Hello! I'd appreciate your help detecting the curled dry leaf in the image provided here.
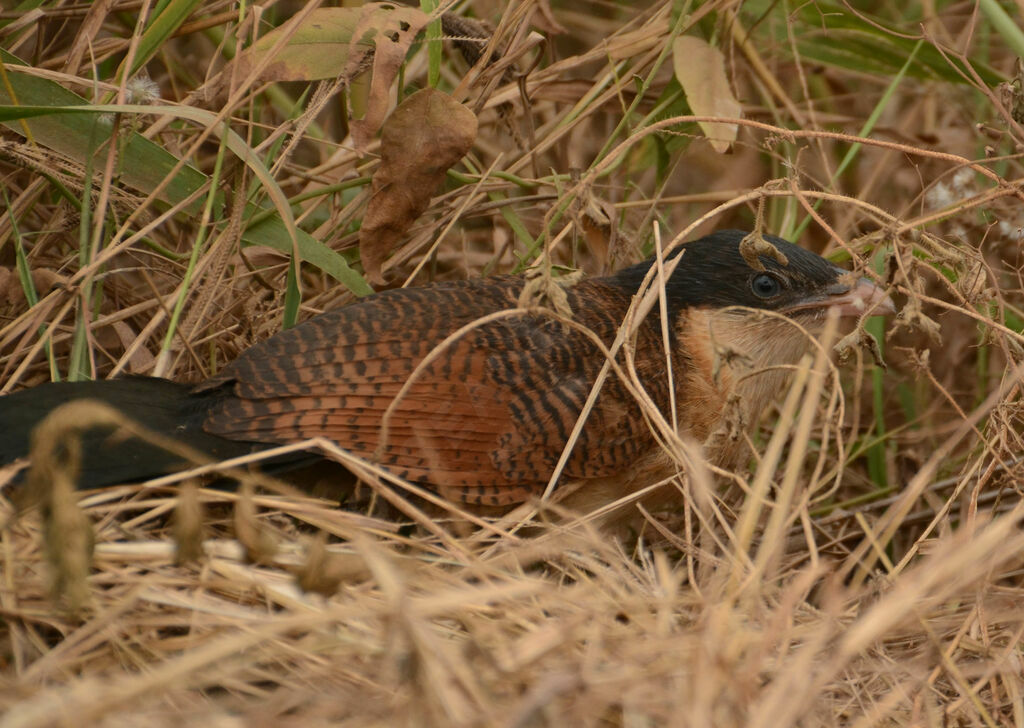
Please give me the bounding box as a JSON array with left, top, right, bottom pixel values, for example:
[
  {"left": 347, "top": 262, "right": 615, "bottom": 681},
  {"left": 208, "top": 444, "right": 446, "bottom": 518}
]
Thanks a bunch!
[
  {"left": 738, "top": 231, "right": 788, "bottom": 271},
  {"left": 955, "top": 258, "right": 993, "bottom": 305},
  {"left": 671, "top": 35, "right": 742, "bottom": 153},
  {"left": 835, "top": 328, "right": 887, "bottom": 368},
  {"left": 888, "top": 297, "right": 943, "bottom": 347},
  {"left": 575, "top": 195, "right": 617, "bottom": 273},
  {"left": 517, "top": 267, "right": 580, "bottom": 319},
  {"left": 359, "top": 88, "right": 478, "bottom": 283}
]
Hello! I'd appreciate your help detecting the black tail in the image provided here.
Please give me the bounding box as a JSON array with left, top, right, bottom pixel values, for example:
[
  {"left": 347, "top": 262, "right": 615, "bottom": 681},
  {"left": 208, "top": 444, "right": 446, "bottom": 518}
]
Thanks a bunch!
[{"left": 0, "top": 377, "right": 274, "bottom": 490}]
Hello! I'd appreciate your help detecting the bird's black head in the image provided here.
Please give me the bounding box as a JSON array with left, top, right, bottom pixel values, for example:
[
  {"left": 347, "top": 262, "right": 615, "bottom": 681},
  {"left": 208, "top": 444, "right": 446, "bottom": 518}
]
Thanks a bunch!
[{"left": 610, "top": 229, "right": 891, "bottom": 320}]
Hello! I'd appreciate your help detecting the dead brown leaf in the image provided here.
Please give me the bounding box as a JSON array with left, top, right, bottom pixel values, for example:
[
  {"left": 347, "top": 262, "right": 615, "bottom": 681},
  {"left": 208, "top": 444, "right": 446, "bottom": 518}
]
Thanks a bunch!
[{"left": 359, "top": 88, "right": 478, "bottom": 283}]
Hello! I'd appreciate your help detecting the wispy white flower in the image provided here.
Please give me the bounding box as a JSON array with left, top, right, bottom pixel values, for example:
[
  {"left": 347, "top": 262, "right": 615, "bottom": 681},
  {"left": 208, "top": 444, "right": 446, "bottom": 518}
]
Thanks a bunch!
[{"left": 126, "top": 75, "right": 161, "bottom": 104}]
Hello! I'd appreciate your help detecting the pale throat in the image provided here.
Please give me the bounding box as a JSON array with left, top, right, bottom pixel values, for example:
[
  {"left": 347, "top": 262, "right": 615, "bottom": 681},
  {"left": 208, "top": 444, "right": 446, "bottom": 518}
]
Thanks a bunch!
[{"left": 673, "top": 307, "right": 822, "bottom": 457}]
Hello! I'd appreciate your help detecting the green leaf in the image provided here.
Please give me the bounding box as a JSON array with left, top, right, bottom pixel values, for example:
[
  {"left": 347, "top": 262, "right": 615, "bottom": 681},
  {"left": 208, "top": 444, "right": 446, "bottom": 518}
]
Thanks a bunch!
[{"left": 236, "top": 4, "right": 428, "bottom": 83}]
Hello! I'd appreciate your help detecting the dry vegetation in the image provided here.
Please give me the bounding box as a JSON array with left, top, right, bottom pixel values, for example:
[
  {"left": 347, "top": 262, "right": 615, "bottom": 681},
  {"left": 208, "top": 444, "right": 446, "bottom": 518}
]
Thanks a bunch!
[{"left": 2, "top": 0, "right": 1024, "bottom": 725}]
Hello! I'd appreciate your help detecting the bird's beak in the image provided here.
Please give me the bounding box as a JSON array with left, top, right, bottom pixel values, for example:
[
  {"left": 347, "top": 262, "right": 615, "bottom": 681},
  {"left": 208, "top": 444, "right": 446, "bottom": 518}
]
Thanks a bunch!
[{"left": 785, "top": 275, "right": 896, "bottom": 317}]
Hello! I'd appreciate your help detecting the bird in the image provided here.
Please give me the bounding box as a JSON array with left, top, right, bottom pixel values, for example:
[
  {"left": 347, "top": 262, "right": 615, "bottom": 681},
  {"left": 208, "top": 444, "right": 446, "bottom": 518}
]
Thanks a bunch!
[{"left": 0, "top": 230, "right": 894, "bottom": 510}]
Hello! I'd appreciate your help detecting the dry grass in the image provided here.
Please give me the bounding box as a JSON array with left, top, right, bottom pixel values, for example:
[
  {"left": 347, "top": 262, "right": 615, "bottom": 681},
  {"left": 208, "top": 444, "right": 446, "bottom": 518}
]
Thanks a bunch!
[{"left": 2, "top": 1, "right": 1024, "bottom": 725}]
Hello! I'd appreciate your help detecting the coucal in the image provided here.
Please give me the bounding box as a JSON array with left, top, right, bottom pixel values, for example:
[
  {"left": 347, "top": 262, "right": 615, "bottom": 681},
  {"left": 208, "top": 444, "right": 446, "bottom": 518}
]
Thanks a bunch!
[{"left": 0, "top": 230, "right": 894, "bottom": 508}]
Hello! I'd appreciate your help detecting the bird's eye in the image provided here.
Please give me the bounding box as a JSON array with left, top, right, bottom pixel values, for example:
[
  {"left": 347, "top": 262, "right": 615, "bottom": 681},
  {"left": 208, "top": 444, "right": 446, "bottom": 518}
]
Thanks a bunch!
[{"left": 750, "top": 273, "right": 782, "bottom": 299}]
